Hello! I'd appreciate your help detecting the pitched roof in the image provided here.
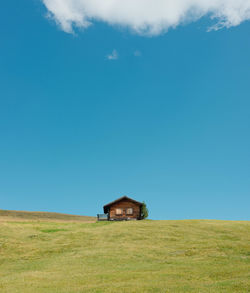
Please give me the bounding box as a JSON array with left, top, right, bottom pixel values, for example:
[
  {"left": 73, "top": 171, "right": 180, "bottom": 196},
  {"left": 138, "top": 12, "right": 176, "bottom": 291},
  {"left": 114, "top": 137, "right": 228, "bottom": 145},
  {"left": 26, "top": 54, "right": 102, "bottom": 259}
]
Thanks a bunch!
[{"left": 103, "top": 196, "right": 143, "bottom": 211}]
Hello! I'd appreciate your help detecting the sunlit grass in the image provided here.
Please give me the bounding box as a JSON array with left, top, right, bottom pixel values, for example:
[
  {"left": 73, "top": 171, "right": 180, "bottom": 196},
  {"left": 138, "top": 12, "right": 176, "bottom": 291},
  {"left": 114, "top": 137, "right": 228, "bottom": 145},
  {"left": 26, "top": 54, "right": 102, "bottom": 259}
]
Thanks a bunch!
[{"left": 0, "top": 216, "right": 249, "bottom": 292}]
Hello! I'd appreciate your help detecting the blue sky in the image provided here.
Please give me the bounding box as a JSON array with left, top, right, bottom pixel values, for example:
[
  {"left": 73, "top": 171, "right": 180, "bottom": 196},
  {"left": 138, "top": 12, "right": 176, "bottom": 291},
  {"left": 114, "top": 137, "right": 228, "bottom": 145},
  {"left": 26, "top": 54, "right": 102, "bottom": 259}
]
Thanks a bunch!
[{"left": 0, "top": 0, "right": 249, "bottom": 220}]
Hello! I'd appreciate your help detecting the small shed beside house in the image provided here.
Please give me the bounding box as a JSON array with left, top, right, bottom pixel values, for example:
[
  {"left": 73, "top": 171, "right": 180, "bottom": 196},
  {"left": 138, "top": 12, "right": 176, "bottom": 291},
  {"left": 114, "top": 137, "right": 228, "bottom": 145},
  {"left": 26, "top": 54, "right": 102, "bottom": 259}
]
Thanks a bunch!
[{"left": 98, "top": 196, "right": 143, "bottom": 221}]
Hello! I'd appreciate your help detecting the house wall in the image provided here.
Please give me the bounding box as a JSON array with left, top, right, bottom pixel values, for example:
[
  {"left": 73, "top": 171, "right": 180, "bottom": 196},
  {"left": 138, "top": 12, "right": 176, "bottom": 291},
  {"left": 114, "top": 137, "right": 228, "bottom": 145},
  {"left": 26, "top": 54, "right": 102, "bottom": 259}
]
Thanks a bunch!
[{"left": 109, "top": 199, "right": 141, "bottom": 220}]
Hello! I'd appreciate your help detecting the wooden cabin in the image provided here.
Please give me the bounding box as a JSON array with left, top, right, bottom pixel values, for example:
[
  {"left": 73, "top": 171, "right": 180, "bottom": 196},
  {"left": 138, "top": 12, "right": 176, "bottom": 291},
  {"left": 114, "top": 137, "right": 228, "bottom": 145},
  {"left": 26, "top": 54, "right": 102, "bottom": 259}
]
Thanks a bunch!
[{"left": 102, "top": 196, "right": 143, "bottom": 221}]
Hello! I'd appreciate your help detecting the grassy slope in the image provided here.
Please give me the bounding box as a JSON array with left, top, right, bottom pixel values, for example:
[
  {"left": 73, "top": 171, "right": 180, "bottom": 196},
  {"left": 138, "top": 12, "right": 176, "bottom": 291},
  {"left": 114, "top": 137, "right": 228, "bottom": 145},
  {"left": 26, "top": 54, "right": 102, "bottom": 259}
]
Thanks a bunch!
[
  {"left": 0, "top": 209, "right": 96, "bottom": 222},
  {"left": 0, "top": 216, "right": 249, "bottom": 293}
]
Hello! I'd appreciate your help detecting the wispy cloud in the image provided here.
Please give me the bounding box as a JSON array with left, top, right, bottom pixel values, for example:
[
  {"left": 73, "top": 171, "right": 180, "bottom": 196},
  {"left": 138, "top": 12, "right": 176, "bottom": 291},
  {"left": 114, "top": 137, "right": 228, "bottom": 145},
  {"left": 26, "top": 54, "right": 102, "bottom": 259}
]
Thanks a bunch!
[
  {"left": 42, "top": 0, "right": 250, "bottom": 36},
  {"left": 106, "top": 49, "right": 119, "bottom": 60},
  {"left": 134, "top": 50, "right": 141, "bottom": 57}
]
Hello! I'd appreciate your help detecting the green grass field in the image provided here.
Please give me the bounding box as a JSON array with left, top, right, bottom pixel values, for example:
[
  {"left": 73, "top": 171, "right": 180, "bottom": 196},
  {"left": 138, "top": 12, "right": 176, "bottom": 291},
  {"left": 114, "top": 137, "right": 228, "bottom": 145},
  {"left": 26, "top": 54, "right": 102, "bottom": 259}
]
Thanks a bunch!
[{"left": 0, "top": 211, "right": 249, "bottom": 292}]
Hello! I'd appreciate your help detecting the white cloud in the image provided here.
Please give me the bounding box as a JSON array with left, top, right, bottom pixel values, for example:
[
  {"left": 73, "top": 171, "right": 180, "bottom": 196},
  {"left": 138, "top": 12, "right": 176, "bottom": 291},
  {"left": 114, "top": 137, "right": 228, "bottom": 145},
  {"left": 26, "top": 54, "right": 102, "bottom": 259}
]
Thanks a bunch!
[
  {"left": 106, "top": 49, "right": 119, "bottom": 60},
  {"left": 42, "top": 0, "right": 250, "bottom": 35}
]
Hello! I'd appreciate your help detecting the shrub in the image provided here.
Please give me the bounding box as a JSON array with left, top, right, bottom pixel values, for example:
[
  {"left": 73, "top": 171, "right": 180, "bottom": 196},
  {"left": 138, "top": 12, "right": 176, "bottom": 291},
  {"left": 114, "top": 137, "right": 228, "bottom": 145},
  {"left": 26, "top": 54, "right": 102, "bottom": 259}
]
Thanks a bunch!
[{"left": 141, "top": 201, "right": 149, "bottom": 219}]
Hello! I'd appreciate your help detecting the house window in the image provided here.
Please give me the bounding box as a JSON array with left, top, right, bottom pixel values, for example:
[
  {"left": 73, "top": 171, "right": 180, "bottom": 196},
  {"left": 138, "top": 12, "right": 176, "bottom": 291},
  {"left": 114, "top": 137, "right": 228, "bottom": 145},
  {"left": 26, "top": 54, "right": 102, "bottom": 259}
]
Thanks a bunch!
[
  {"left": 126, "top": 208, "right": 133, "bottom": 215},
  {"left": 116, "top": 208, "right": 123, "bottom": 215}
]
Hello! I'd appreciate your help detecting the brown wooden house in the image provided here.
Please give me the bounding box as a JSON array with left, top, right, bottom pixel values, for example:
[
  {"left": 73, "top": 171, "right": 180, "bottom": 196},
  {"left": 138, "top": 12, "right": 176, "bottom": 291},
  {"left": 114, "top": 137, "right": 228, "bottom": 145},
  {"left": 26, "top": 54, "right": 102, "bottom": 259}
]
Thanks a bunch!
[{"left": 102, "top": 196, "right": 143, "bottom": 221}]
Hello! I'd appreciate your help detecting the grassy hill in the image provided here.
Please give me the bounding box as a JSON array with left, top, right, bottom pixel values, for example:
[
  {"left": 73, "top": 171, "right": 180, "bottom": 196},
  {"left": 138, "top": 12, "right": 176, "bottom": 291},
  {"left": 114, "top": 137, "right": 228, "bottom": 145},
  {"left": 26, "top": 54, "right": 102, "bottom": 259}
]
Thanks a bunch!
[
  {"left": 0, "top": 209, "right": 96, "bottom": 222},
  {"left": 0, "top": 213, "right": 249, "bottom": 292}
]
